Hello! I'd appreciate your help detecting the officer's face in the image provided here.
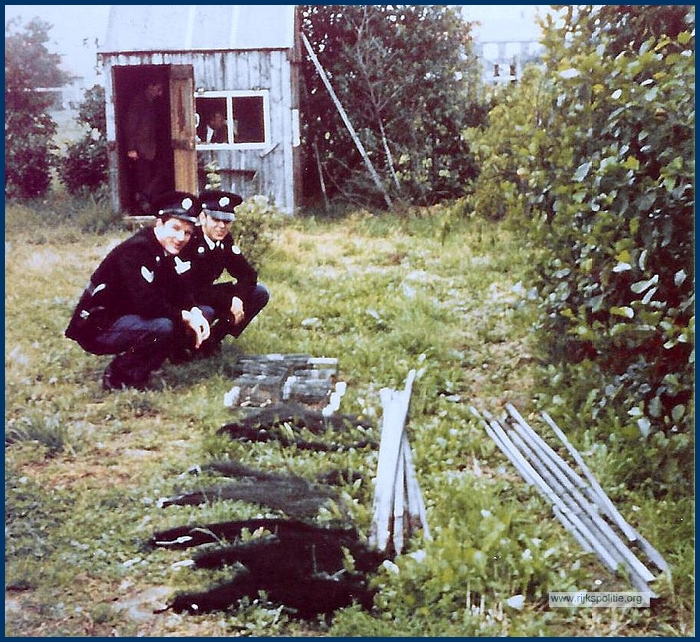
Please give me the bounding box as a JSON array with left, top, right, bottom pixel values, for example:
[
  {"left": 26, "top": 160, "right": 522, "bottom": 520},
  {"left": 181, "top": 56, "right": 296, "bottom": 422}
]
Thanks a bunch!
[
  {"left": 209, "top": 112, "right": 225, "bottom": 129},
  {"left": 201, "top": 212, "right": 232, "bottom": 242},
  {"left": 155, "top": 217, "right": 195, "bottom": 255}
]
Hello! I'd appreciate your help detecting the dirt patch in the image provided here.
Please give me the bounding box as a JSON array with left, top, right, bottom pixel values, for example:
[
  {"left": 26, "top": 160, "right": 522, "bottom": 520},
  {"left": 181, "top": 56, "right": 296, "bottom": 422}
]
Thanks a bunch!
[{"left": 113, "top": 586, "right": 172, "bottom": 623}]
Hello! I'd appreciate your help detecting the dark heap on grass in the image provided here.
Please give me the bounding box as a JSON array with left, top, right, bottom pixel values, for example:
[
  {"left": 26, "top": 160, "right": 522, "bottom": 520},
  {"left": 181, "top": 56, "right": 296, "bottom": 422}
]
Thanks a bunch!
[
  {"left": 218, "top": 402, "right": 377, "bottom": 452},
  {"left": 151, "top": 517, "right": 384, "bottom": 619}
]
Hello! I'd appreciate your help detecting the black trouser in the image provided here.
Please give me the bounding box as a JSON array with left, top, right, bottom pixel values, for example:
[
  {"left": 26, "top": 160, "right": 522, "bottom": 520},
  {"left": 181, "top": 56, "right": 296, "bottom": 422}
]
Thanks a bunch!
[
  {"left": 200, "top": 283, "right": 270, "bottom": 343},
  {"left": 86, "top": 314, "right": 178, "bottom": 385}
]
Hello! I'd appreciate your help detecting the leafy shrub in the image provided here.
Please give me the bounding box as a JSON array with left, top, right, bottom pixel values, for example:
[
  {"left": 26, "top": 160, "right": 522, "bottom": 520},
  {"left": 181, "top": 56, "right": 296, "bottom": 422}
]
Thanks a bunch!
[
  {"left": 467, "top": 6, "right": 695, "bottom": 491},
  {"left": 466, "top": 67, "right": 551, "bottom": 221},
  {"left": 529, "top": 7, "right": 694, "bottom": 459},
  {"left": 229, "top": 195, "right": 282, "bottom": 269},
  {"left": 5, "top": 113, "right": 58, "bottom": 198},
  {"left": 300, "top": 5, "right": 486, "bottom": 208},
  {"left": 58, "top": 85, "right": 108, "bottom": 195}
]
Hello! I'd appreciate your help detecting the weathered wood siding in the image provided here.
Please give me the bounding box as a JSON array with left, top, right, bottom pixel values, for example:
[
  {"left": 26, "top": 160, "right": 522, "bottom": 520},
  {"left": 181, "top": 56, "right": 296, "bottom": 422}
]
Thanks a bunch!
[{"left": 102, "top": 48, "right": 299, "bottom": 213}]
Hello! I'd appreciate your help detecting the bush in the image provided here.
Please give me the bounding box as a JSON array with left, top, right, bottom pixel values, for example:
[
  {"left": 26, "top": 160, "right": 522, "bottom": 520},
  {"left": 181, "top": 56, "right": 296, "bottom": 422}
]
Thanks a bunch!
[
  {"left": 465, "top": 6, "right": 694, "bottom": 492},
  {"left": 58, "top": 85, "right": 109, "bottom": 195},
  {"left": 528, "top": 7, "right": 695, "bottom": 464},
  {"left": 229, "top": 195, "right": 282, "bottom": 269},
  {"left": 5, "top": 111, "right": 58, "bottom": 199},
  {"left": 59, "top": 137, "right": 109, "bottom": 196}
]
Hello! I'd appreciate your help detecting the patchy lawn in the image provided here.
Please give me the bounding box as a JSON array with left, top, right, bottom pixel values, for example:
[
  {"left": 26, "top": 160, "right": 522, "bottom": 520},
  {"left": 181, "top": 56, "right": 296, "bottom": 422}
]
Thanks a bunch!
[{"left": 5, "top": 201, "right": 692, "bottom": 637}]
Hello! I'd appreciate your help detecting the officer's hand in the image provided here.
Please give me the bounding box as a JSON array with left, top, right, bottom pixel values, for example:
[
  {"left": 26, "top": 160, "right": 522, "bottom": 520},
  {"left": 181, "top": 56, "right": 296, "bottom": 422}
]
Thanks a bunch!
[
  {"left": 230, "top": 297, "right": 245, "bottom": 326},
  {"left": 127, "top": 150, "right": 139, "bottom": 160},
  {"left": 182, "top": 308, "right": 210, "bottom": 349}
]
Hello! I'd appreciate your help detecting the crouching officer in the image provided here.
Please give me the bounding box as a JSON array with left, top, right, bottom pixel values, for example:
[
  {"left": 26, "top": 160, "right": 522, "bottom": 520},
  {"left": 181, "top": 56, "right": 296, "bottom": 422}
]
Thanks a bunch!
[
  {"left": 178, "top": 189, "right": 270, "bottom": 357},
  {"left": 65, "top": 192, "right": 211, "bottom": 390}
]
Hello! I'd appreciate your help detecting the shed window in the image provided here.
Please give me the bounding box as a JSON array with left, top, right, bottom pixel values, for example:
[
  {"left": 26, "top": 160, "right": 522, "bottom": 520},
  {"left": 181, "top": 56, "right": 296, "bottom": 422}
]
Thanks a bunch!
[{"left": 195, "top": 90, "right": 270, "bottom": 149}]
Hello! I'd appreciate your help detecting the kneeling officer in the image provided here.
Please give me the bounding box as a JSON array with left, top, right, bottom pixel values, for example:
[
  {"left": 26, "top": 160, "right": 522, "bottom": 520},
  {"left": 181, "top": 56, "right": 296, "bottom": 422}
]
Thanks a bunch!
[
  {"left": 178, "top": 189, "right": 270, "bottom": 356},
  {"left": 65, "top": 192, "right": 211, "bottom": 390}
]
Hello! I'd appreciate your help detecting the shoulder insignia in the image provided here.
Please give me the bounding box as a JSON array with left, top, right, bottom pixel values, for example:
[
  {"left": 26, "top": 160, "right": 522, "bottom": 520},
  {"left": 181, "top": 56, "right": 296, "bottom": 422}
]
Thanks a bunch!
[
  {"left": 141, "top": 265, "right": 155, "bottom": 283},
  {"left": 174, "top": 256, "right": 192, "bottom": 274},
  {"left": 232, "top": 245, "right": 242, "bottom": 255}
]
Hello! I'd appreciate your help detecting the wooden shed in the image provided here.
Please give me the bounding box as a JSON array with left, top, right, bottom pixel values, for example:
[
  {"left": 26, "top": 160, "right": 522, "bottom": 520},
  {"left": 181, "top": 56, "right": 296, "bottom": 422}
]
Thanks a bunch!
[{"left": 98, "top": 5, "right": 302, "bottom": 215}]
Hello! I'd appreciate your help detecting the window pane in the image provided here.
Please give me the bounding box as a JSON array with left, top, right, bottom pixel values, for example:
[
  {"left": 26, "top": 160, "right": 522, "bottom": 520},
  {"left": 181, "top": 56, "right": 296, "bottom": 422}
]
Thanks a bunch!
[
  {"left": 233, "top": 96, "right": 265, "bottom": 143},
  {"left": 196, "top": 97, "right": 229, "bottom": 144}
]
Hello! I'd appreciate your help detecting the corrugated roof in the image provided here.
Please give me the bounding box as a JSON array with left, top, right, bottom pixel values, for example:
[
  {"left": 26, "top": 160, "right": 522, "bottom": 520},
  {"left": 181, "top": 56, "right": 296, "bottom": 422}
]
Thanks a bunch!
[{"left": 100, "top": 5, "right": 295, "bottom": 53}]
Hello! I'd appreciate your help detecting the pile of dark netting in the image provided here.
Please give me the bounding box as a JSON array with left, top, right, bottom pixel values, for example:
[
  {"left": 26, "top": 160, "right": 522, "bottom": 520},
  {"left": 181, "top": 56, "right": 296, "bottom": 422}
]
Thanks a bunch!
[
  {"left": 148, "top": 399, "right": 384, "bottom": 620},
  {"left": 157, "top": 460, "right": 363, "bottom": 520},
  {"left": 149, "top": 517, "right": 384, "bottom": 619},
  {"left": 218, "top": 402, "right": 377, "bottom": 452}
]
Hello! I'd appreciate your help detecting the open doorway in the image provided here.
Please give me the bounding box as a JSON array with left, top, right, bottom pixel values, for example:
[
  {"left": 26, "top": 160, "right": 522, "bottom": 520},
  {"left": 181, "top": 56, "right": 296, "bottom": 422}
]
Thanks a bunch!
[{"left": 112, "top": 64, "right": 196, "bottom": 215}]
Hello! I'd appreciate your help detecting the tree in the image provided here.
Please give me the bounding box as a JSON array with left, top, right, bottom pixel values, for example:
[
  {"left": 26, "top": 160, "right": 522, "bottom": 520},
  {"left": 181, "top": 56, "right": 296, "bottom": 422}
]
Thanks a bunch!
[
  {"left": 5, "top": 17, "right": 70, "bottom": 198},
  {"left": 300, "top": 5, "right": 485, "bottom": 208}
]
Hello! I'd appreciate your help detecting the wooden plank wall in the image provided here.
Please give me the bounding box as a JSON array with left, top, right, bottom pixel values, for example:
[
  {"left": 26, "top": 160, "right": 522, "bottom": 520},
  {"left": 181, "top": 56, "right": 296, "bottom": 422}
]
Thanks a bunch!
[{"left": 102, "top": 49, "right": 298, "bottom": 213}]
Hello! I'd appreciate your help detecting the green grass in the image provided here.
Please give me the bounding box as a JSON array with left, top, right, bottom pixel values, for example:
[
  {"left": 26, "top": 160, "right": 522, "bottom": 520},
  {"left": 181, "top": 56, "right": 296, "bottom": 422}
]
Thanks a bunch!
[{"left": 4, "top": 200, "right": 694, "bottom": 637}]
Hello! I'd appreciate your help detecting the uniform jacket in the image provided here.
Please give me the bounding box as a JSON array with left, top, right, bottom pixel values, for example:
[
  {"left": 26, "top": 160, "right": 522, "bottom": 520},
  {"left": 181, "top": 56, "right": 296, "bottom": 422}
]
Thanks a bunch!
[
  {"left": 65, "top": 228, "right": 195, "bottom": 347},
  {"left": 178, "top": 229, "right": 258, "bottom": 314}
]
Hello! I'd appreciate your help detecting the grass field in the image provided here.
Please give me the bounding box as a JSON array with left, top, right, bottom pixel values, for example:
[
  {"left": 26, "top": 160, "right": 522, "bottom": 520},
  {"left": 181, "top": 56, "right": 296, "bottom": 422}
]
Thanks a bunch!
[{"left": 4, "top": 197, "right": 694, "bottom": 636}]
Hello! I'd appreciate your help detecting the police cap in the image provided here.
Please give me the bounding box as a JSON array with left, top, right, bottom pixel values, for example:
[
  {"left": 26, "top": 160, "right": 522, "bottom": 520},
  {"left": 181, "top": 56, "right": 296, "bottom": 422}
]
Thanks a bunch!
[
  {"left": 200, "top": 190, "right": 243, "bottom": 222},
  {"left": 153, "top": 191, "right": 201, "bottom": 225}
]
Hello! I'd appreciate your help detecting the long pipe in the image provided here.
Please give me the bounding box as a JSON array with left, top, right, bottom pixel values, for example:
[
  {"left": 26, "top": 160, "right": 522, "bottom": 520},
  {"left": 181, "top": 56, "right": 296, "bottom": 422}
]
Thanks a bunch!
[
  {"left": 540, "top": 410, "right": 669, "bottom": 574},
  {"left": 475, "top": 407, "right": 656, "bottom": 594},
  {"left": 505, "top": 409, "right": 658, "bottom": 584},
  {"left": 473, "top": 409, "right": 622, "bottom": 573},
  {"left": 508, "top": 428, "right": 655, "bottom": 591}
]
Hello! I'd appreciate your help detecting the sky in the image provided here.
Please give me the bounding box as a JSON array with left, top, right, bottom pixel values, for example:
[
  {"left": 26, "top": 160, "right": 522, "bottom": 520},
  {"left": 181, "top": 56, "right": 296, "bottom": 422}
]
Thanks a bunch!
[
  {"left": 5, "top": 5, "right": 111, "bottom": 84},
  {"left": 5, "top": 4, "right": 550, "bottom": 85}
]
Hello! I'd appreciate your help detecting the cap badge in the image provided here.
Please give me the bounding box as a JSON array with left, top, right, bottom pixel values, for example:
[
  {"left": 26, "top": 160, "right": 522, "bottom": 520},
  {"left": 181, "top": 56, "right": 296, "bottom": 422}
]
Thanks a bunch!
[
  {"left": 182, "top": 197, "right": 193, "bottom": 210},
  {"left": 220, "top": 196, "right": 230, "bottom": 207}
]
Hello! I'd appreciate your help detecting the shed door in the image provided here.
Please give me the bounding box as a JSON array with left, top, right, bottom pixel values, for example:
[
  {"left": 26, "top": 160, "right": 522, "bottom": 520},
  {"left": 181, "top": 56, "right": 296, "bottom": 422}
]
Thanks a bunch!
[{"left": 169, "top": 65, "right": 197, "bottom": 193}]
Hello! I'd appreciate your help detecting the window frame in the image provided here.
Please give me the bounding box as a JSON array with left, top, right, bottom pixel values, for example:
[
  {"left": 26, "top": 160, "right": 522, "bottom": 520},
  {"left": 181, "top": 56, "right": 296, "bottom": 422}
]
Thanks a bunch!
[{"left": 195, "top": 89, "right": 271, "bottom": 150}]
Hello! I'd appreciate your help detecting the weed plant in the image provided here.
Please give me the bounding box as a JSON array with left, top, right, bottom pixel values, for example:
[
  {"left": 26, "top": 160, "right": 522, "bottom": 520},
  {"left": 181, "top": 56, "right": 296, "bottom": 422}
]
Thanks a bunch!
[{"left": 5, "top": 200, "right": 693, "bottom": 636}]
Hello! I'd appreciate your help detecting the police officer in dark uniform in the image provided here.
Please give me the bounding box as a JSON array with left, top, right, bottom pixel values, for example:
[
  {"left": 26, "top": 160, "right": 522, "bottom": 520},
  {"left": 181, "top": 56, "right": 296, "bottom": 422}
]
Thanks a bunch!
[
  {"left": 178, "top": 189, "right": 270, "bottom": 357},
  {"left": 65, "top": 192, "right": 212, "bottom": 390}
]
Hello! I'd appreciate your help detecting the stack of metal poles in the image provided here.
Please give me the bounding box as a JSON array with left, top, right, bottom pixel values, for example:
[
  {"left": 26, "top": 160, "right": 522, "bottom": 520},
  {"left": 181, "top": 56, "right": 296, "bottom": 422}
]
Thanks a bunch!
[{"left": 471, "top": 405, "right": 669, "bottom": 596}]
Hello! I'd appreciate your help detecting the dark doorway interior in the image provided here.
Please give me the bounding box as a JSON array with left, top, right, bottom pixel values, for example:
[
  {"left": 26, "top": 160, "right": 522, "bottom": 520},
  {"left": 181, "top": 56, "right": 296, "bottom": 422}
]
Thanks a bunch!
[{"left": 113, "top": 65, "right": 175, "bottom": 214}]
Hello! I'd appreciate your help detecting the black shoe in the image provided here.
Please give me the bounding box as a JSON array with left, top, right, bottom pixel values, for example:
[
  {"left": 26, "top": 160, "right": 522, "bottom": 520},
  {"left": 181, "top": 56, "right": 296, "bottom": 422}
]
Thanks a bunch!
[
  {"left": 196, "top": 338, "right": 222, "bottom": 358},
  {"left": 102, "top": 368, "right": 126, "bottom": 391},
  {"left": 170, "top": 348, "right": 194, "bottom": 364},
  {"left": 102, "top": 367, "right": 150, "bottom": 391}
]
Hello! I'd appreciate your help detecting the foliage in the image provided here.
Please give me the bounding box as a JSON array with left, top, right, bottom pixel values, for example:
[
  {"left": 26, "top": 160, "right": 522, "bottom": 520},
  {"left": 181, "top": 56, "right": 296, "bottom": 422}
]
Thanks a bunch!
[
  {"left": 57, "top": 85, "right": 109, "bottom": 196},
  {"left": 300, "top": 5, "right": 486, "bottom": 209},
  {"left": 466, "top": 66, "right": 551, "bottom": 221},
  {"left": 5, "top": 17, "right": 70, "bottom": 198},
  {"left": 468, "top": 5, "right": 695, "bottom": 490},
  {"left": 229, "top": 195, "right": 281, "bottom": 269}
]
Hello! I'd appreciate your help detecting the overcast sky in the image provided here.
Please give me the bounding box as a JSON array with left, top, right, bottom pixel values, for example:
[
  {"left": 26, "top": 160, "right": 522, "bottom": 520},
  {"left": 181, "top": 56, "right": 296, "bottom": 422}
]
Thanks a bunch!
[
  {"left": 6, "top": 5, "right": 110, "bottom": 83},
  {"left": 5, "top": 4, "right": 549, "bottom": 84}
]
